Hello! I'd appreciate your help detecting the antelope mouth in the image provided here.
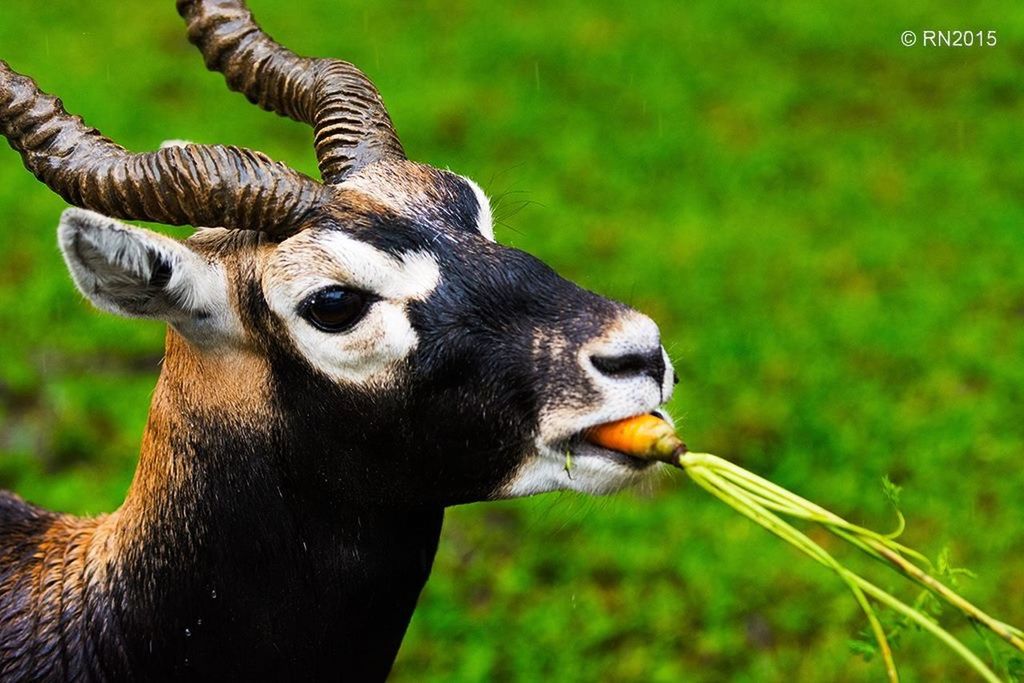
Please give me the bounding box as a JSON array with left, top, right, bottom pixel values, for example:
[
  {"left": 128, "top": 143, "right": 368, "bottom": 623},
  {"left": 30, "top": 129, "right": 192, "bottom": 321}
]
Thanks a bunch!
[
  {"left": 555, "top": 409, "right": 673, "bottom": 471},
  {"left": 564, "top": 438, "right": 655, "bottom": 470},
  {"left": 505, "top": 408, "right": 673, "bottom": 497}
]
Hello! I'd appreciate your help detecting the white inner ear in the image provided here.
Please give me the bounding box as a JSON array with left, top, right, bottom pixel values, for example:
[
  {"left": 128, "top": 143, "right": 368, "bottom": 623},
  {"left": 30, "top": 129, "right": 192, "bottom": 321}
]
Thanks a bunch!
[
  {"left": 159, "top": 139, "right": 194, "bottom": 149},
  {"left": 264, "top": 230, "right": 441, "bottom": 387},
  {"left": 462, "top": 176, "right": 495, "bottom": 241},
  {"left": 58, "top": 208, "right": 235, "bottom": 341}
]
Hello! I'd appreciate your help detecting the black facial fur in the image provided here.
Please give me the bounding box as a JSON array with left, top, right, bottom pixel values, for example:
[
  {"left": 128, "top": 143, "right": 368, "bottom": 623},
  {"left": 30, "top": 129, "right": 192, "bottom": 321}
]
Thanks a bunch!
[
  {"left": 234, "top": 192, "right": 631, "bottom": 507},
  {"left": 425, "top": 170, "right": 485, "bottom": 235},
  {"left": 0, "top": 3, "right": 669, "bottom": 679},
  {"left": 0, "top": 165, "right": 654, "bottom": 682}
]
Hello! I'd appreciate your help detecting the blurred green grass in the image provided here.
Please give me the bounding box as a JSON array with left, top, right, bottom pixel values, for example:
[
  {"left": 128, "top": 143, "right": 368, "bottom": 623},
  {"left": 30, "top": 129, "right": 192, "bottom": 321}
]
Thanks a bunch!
[{"left": 1, "top": 0, "right": 1023, "bottom": 680}]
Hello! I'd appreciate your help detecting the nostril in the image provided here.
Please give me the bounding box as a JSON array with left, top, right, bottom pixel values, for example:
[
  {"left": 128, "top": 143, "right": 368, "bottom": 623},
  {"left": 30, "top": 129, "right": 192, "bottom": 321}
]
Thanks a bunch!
[
  {"left": 590, "top": 350, "right": 665, "bottom": 386},
  {"left": 590, "top": 353, "right": 645, "bottom": 377}
]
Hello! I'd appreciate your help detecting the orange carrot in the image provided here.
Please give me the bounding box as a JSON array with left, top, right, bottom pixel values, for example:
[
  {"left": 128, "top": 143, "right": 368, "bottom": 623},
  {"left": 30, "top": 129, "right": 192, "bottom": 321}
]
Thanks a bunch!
[{"left": 585, "top": 414, "right": 685, "bottom": 462}]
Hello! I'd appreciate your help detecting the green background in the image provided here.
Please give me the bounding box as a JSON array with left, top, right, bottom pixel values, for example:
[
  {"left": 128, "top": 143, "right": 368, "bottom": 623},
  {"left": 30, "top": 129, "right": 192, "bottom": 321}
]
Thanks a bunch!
[{"left": 1, "top": 1, "right": 1022, "bottom": 680}]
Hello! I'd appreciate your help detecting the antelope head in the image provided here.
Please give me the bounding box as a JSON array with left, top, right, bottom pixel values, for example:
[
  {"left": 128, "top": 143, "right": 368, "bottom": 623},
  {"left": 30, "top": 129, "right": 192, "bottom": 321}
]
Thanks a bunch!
[{"left": 0, "top": 0, "right": 676, "bottom": 508}]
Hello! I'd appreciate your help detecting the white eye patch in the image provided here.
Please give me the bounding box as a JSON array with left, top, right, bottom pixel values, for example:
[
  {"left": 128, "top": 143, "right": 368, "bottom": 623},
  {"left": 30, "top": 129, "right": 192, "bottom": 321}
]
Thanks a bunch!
[{"left": 264, "top": 230, "right": 441, "bottom": 386}]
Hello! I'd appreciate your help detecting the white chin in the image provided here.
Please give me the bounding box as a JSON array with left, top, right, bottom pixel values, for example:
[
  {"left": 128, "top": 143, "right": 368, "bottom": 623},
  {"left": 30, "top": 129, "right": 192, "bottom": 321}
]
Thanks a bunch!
[{"left": 497, "top": 443, "right": 660, "bottom": 498}]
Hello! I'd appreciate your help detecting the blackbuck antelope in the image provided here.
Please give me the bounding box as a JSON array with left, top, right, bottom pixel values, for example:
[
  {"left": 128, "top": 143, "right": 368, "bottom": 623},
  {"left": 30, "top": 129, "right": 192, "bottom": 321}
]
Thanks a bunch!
[{"left": 0, "top": 0, "right": 676, "bottom": 679}]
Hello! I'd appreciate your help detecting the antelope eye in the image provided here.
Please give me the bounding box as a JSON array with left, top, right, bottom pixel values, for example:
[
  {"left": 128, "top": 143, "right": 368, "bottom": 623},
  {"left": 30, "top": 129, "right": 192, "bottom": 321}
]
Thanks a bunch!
[{"left": 300, "top": 287, "right": 371, "bottom": 333}]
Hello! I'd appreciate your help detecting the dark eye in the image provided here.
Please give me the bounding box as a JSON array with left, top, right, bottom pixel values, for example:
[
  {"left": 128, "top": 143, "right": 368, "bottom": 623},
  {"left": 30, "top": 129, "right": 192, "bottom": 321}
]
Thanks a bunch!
[{"left": 300, "top": 287, "right": 371, "bottom": 333}]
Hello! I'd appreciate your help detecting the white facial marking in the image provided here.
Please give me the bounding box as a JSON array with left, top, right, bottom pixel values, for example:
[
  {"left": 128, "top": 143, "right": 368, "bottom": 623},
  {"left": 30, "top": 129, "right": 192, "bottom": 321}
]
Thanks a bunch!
[
  {"left": 264, "top": 230, "right": 441, "bottom": 386},
  {"left": 462, "top": 176, "right": 494, "bottom": 241},
  {"left": 501, "top": 445, "right": 658, "bottom": 498},
  {"left": 499, "top": 311, "right": 673, "bottom": 498},
  {"left": 539, "top": 311, "right": 666, "bottom": 442}
]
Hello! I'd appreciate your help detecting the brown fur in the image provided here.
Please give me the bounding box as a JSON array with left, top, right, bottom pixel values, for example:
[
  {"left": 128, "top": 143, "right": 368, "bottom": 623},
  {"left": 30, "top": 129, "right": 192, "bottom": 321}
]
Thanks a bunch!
[
  {"left": 0, "top": 502, "right": 114, "bottom": 679},
  {"left": 0, "top": 304, "right": 277, "bottom": 679},
  {"left": 0, "top": 2, "right": 670, "bottom": 677}
]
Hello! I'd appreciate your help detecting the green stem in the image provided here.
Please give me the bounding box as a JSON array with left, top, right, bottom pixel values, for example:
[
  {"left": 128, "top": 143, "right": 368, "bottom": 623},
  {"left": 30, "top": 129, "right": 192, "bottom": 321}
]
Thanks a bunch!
[
  {"left": 682, "top": 461, "right": 1007, "bottom": 682},
  {"left": 691, "top": 468, "right": 900, "bottom": 682},
  {"left": 689, "top": 453, "right": 926, "bottom": 563},
  {"left": 682, "top": 452, "right": 1024, "bottom": 653},
  {"left": 853, "top": 577, "right": 1001, "bottom": 683}
]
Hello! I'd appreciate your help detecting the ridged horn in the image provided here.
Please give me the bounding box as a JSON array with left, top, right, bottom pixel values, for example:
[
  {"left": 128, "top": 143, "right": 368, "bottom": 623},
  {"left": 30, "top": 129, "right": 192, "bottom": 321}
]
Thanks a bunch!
[
  {"left": 178, "top": 0, "right": 407, "bottom": 185},
  {"left": 0, "top": 60, "right": 328, "bottom": 237}
]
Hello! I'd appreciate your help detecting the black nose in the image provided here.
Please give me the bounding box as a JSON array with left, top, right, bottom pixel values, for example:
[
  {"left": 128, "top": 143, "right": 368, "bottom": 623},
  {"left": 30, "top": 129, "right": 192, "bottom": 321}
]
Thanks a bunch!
[{"left": 590, "top": 349, "right": 666, "bottom": 387}]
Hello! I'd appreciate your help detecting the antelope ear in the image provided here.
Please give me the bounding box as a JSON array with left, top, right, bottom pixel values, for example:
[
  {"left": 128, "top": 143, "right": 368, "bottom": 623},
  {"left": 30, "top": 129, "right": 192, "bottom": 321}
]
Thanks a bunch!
[{"left": 58, "top": 208, "right": 227, "bottom": 324}]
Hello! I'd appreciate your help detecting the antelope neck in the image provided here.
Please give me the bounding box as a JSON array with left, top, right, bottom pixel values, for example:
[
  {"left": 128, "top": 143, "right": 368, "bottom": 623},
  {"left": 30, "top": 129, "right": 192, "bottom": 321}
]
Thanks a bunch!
[{"left": 69, "top": 332, "right": 444, "bottom": 681}]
